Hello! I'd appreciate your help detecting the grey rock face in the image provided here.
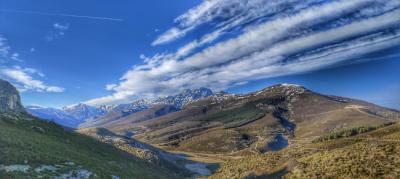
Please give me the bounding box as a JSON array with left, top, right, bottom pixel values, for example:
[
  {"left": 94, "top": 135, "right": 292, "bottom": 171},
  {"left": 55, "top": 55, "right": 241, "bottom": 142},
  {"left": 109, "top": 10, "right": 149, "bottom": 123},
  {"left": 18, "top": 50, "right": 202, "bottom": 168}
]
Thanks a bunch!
[{"left": 0, "top": 79, "right": 25, "bottom": 112}]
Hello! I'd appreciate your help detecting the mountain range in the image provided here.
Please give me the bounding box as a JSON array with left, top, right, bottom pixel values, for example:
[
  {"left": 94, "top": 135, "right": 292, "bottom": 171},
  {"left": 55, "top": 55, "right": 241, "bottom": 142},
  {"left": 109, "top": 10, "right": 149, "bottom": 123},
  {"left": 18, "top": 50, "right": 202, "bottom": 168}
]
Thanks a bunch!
[
  {"left": 89, "top": 83, "right": 399, "bottom": 154},
  {"left": 27, "top": 87, "right": 214, "bottom": 128}
]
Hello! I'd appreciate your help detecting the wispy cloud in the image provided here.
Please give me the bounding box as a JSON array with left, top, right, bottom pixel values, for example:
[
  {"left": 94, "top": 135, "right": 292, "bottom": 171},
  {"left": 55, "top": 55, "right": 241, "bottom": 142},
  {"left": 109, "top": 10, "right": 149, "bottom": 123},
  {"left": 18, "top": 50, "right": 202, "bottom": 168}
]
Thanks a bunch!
[
  {"left": 0, "top": 36, "right": 11, "bottom": 62},
  {"left": 53, "top": 23, "right": 69, "bottom": 31},
  {"left": 86, "top": 0, "right": 400, "bottom": 106},
  {"left": 46, "top": 23, "right": 70, "bottom": 42},
  {"left": 152, "top": 0, "right": 329, "bottom": 46},
  {"left": 0, "top": 35, "right": 65, "bottom": 93},
  {"left": 0, "top": 67, "right": 64, "bottom": 92}
]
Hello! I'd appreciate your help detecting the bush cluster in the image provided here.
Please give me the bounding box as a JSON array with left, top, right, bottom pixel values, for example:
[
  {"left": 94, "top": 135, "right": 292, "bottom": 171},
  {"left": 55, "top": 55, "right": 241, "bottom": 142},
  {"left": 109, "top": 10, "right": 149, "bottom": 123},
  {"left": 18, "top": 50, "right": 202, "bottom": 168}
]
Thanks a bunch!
[{"left": 313, "top": 122, "right": 395, "bottom": 143}]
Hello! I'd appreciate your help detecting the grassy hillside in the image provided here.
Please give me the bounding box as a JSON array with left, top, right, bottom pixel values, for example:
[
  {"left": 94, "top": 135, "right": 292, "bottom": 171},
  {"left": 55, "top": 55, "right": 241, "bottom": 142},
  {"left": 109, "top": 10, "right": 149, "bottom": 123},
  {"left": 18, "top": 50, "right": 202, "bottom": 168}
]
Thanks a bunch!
[
  {"left": 0, "top": 112, "right": 184, "bottom": 179},
  {"left": 209, "top": 122, "right": 400, "bottom": 179}
]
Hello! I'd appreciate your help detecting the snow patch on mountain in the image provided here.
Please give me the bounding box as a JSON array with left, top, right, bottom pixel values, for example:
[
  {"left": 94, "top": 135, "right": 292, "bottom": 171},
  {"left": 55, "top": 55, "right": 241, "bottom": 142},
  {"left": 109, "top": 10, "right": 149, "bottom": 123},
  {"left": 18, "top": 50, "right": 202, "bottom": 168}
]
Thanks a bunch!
[
  {"left": 154, "top": 87, "right": 213, "bottom": 108},
  {"left": 62, "top": 103, "right": 107, "bottom": 121}
]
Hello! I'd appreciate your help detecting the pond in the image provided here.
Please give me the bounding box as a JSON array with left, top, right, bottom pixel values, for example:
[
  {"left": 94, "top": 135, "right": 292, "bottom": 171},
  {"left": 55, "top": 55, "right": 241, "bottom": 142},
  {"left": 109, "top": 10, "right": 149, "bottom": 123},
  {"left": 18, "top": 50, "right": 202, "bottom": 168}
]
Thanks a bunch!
[
  {"left": 158, "top": 151, "right": 214, "bottom": 178},
  {"left": 184, "top": 163, "right": 212, "bottom": 177},
  {"left": 267, "top": 134, "right": 289, "bottom": 151}
]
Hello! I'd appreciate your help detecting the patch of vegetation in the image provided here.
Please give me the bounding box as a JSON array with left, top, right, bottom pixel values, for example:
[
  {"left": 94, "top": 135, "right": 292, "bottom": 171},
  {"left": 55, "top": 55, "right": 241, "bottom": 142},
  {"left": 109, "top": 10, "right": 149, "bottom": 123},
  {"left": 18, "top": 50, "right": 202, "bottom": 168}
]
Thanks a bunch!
[
  {"left": 312, "top": 122, "right": 396, "bottom": 143},
  {"left": 0, "top": 112, "right": 184, "bottom": 179},
  {"left": 198, "top": 101, "right": 264, "bottom": 129},
  {"left": 224, "top": 113, "right": 265, "bottom": 129},
  {"left": 287, "top": 142, "right": 400, "bottom": 178}
]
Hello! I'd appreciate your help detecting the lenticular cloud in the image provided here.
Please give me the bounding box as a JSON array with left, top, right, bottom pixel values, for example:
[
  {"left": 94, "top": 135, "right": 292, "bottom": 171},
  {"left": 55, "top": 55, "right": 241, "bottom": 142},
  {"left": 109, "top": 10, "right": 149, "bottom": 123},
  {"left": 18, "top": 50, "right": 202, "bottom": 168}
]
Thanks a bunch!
[{"left": 87, "top": 0, "right": 400, "bottom": 105}]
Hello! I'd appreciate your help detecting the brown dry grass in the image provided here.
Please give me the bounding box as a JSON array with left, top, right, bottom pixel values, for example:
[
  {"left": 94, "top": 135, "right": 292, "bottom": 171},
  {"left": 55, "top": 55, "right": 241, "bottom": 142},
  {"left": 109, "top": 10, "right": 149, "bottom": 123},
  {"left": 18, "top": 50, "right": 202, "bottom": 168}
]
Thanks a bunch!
[{"left": 208, "top": 123, "right": 400, "bottom": 179}]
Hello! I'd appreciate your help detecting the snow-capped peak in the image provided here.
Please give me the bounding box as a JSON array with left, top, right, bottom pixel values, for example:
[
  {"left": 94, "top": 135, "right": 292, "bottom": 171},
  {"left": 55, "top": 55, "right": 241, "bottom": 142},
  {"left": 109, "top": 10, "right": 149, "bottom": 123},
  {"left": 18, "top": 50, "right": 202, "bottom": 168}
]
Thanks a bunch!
[
  {"left": 280, "top": 83, "right": 302, "bottom": 87},
  {"left": 153, "top": 87, "right": 213, "bottom": 108}
]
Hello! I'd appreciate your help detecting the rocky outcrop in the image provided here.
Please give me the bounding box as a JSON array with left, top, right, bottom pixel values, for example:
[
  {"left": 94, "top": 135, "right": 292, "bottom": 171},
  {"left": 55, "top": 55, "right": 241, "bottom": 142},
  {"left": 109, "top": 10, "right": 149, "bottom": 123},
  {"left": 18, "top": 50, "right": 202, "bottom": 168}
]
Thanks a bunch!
[{"left": 0, "top": 79, "right": 25, "bottom": 112}]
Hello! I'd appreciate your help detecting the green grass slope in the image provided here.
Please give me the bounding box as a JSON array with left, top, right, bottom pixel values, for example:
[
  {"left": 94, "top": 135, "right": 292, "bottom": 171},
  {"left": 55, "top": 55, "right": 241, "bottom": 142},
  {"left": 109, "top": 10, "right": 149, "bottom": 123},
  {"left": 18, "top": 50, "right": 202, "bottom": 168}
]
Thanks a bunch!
[{"left": 0, "top": 112, "right": 184, "bottom": 179}]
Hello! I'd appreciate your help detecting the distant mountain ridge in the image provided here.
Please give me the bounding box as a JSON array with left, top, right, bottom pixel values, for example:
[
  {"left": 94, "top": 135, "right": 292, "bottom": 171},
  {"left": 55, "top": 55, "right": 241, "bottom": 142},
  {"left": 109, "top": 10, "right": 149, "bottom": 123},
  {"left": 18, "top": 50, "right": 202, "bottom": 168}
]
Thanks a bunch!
[
  {"left": 153, "top": 87, "right": 213, "bottom": 108},
  {"left": 26, "top": 106, "right": 79, "bottom": 128},
  {"left": 27, "top": 87, "right": 215, "bottom": 128},
  {"left": 80, "top": 87, "right": 214, "bottom": 128},
  {"left": 62, "top": 103, "right": 107, "bottom": 121}
]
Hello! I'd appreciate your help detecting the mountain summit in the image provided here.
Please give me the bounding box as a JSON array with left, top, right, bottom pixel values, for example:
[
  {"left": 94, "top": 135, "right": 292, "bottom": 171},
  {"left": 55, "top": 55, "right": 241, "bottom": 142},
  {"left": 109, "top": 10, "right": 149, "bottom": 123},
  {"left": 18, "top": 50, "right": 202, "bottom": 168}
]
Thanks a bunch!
[
  {"left": 62, "top": 103, "right": 107, "bottom": 121},
  {"left": 154, "top": 87, "right": 213, "bottom": 108}
]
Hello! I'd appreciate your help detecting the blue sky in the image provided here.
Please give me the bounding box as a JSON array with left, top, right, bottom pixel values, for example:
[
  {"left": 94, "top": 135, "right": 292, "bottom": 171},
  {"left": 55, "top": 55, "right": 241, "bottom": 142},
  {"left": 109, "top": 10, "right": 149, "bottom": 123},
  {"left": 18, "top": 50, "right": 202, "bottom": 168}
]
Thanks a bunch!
[{"left": 0, "top": 0, "right": 399, "bottom": 109}]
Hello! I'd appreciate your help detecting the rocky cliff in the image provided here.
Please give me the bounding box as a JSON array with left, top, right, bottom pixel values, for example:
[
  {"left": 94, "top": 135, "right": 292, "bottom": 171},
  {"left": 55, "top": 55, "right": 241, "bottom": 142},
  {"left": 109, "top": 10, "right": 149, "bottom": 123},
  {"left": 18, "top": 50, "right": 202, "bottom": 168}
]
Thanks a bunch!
[{"left": 0, "top": 79, "right": 25, "bottom": 112}]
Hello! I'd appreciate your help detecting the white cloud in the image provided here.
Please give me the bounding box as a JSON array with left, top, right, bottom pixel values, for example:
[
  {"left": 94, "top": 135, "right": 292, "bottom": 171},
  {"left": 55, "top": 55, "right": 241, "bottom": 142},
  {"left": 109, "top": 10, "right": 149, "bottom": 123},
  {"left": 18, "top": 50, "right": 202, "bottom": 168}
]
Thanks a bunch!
[
  {"left": 46, "top": 22, "right": 70, "bottom": 42},
  {"left": 152, "top": 27, "right": 191, "bottom": 46},
  {"left": 106, "top": 84, "right": 117, "bottom": 90},
  {"left": 0, "top": 35, "right": 11, "bottom": 61},
  {"left": 0, "top": 35, "right": 64, "bottom": 93},
  {"left": 53, "top": 23, "right": 69, "bottom": 31},
  {"left": 150, "top": 0, "right": 383, "bottom": 59},
  {"left": 86, "top": 0, "right": 400, "bottom": 106},
  {"left": 151, "top": 0, "right": 337, "bottom": 46},
  {"left": 0, "top": 67, "right": 65, "bottom": 93},
  {"left": 10, "top": 53, "right": 23, "bottom": 62},
  {"left": 12, "top": 66, "right": 45, "bottom": 77}
]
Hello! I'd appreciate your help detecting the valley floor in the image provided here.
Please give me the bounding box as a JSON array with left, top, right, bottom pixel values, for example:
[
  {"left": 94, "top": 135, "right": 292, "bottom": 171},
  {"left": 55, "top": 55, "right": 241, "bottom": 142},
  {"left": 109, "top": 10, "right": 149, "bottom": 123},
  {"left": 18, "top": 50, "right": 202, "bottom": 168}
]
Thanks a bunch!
[{"left": 79, "top": 122, "right": 400, "bottom": 178}]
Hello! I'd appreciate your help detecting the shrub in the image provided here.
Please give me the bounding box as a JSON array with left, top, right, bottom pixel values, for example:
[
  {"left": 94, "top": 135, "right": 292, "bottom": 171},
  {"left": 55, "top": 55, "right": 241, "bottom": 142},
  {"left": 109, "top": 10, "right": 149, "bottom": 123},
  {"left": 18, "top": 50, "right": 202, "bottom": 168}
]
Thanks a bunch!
[{"left": 312, "top": 122, "right": 395, "bottom": 143}]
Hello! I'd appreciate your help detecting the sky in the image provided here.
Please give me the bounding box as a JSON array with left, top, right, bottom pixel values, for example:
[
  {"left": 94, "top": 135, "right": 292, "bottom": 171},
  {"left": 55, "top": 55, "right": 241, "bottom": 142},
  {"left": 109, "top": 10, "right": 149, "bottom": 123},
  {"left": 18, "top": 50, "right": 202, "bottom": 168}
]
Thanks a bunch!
[{"left": 0, "top": 0, "right": 399, "bottom": 110}]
